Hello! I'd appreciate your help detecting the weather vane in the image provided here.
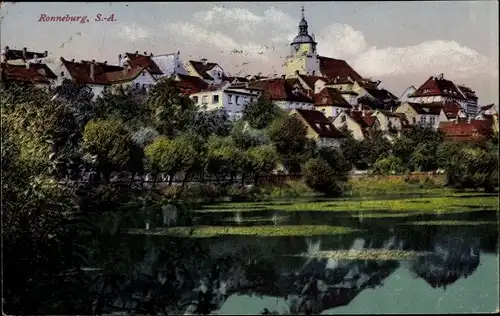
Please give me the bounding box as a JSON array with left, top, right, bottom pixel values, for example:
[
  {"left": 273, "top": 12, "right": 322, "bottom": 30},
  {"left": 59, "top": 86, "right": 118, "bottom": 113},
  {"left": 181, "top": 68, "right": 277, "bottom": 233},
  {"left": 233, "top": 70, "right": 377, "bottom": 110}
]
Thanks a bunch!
[{"left": 301, "top": 6, "right": 305, "bottom": 19}]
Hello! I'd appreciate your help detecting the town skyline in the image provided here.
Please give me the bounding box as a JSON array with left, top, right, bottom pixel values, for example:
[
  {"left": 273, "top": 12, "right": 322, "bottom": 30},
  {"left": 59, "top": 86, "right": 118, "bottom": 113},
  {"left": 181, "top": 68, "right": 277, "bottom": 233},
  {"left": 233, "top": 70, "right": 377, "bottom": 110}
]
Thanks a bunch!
[{"left": 1, "top": 1, "right": 498, "bottom": 104}]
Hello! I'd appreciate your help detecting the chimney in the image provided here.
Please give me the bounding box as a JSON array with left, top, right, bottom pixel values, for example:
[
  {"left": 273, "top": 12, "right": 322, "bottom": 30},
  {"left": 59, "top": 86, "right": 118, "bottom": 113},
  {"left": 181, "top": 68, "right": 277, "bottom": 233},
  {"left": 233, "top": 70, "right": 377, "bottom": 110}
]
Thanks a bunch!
[
  {"left": 150, "top": 53, "right": 153, "bottom": 57},
  {"left": 201, "top": 58, "right": 207, "bottom": 65},
  {"left": 135, "top": 50, "right": 139, "bottom": 55},
  {"left": 281, "top": 74, "right": 286, "bottom": 79},
  {"left": 71, "top": 58, "right": 75, "bottom": 63},
  {"left": 44, "top": 50, "right": 48, "bottom": 57},
  {"left": 144, "top": 51, "right": 147, "bottom": 55},
  {"left": 118, "top": 54, "right": 122, "bottom": 66},
  {"left": 467, "top": 116, "right": 471, "bottom": 124},
  {"left": 104, "top": 61, "right": 107, "bottom": 65},
  {"left": 22, "top": 47, "right": 27, "bottom": 59},
  {"left": 177, "top": 51, "right": 180, "bottom": 56},
  {"left": 33, "top": 54, "right": 38, "bottom": 62},
  {"left": 90, "top": 60, "right": 95, "bottom": 81},
  {"left": 25, "top": 61, "right": 30, "bottom": 69}
]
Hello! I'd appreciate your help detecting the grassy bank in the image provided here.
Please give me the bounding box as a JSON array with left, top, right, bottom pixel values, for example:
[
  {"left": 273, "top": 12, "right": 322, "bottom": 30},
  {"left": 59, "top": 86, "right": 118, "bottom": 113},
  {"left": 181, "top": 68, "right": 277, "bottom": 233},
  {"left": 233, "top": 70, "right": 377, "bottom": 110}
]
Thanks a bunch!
[{"left": 196, "top": 192, "right": 498, "bottom": 214}]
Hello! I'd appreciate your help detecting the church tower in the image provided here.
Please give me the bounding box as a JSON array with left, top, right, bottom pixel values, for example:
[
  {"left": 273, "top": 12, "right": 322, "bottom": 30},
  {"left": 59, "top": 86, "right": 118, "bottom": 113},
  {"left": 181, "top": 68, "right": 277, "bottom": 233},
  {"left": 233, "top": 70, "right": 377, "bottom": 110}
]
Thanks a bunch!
[{"left": 284, "top": 6, "right": 320, "bottom": 78}]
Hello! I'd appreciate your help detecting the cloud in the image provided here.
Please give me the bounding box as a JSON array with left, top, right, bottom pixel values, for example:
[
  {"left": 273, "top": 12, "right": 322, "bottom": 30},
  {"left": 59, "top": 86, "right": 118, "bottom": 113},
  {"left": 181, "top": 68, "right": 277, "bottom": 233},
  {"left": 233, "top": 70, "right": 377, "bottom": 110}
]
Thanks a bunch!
[
  {"left": 118, "top": 23, "right": 151, "bottom": 41},
  {"left": 352, "top": 40, "right": 492, "bottom": 79},
  {"left": 164, "top": 21, "right": 270, "bottom": 60},
  {"left": 317, "top": 24, "right": 367, "bottom": 58}
]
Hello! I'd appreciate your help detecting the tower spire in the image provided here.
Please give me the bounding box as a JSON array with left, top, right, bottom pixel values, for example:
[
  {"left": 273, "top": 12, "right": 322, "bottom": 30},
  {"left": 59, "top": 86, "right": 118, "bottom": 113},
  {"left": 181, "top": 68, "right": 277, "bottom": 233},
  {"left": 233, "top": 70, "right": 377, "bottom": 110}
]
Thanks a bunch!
[{"left": 301, "top": 6, "right": 305, "bottom": 19}]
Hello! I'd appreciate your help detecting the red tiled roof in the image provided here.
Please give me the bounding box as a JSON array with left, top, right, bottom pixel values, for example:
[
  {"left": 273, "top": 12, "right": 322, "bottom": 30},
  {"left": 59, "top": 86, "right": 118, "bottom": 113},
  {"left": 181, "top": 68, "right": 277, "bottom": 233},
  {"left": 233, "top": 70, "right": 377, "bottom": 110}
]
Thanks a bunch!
[
  {"left": 28, "top": 63, "right": 57, "bottom": 79},
  {"left": 457, "top": 85, "right": 478, "bottom": 100},
  {"left": 314, "top": 87, "right": 351, "bottom": 108},
  {"left": 298, "top": 74, "right": 328, "bottom": 89},
  {"left": 318, "top": 56, "right": 363, "bottom": 82},
  {"left": 189, "top": 60, "right": 219, "bottom": 80},
  {"left": 410, "top": 75, "right": 465, "bottom": 99},
  {"left": 349, "top": 110, "right": 375, "bottom": 128},
  {"left": 442, "top": 102, "right": 462, "bottom": 119},
  {"left": 326, "top": 76, "right": 354, "bottom": 85},
  {"left": 406, "top": 102, "right": 443, "bottom": 115},
  {"left": 176, "top": 73, "right": 209, "bottom": 94},
  {"left": 223, "top": 76, "right": 249, "bottom": 83},
  {"left": 125, "top": 53, "right": 163, "bottom": 75},
  {"left": 249, "top": 78, "right": 313, "bottom": 103},
  {"left": 439, "top": 119, "right": 493, "bottom": 142},
  {"left": 294, "top": 109, "right": 344, "bottom": 138},
  {"left": 61, "top": 57, "right": 149, "bottom": 85},
  {"left": 1, "top": 62, "right": 51, "bottom": 84}
]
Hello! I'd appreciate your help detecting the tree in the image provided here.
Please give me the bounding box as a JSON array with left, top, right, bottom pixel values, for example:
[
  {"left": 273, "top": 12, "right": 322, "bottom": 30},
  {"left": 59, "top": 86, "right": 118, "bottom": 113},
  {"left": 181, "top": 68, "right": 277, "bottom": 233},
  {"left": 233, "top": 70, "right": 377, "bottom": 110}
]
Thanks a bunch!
[
  {"left": 53, "top": 79, "right": 96, "bottom": 128},
  {"left": 442, "top": 145, "right": 498, "bottom": 191},
  {"left": 372, "top": 155, "right": 407, "bottom": 175},
  {"left": 242, "top": 95, "right": 284, "bottom": 129},
  {"left": 245, "top": 145, "right": 279, "bottom": 184},
  {"left": 317, "top": 146, "right": 351, "bottom": 176},
  {"left": 81, "top": 118, "right": 132, "bottom": 183},
  {"left": 144, "top": 135, "right": 200, "bottom": 186},
  {"left": 231, "top": 119, "right": 268, "bottom": 149},
  {"left": 302, "top": 158, "right": 343, "bottom": 196},
  {"left": 267, "top": 115, "right": 310, "bottom": 173},
  {"left": 147, "top": 77, "right": 198, "bottom": 136},
  {"left": 189, "top": 108, "right": 232, "bottom": 139},
  {"left": 205, "top": 136, "right": 243, "bottom": 181},
  {"left": 95, "top": 85, "right": 148, "bottom": 129}
]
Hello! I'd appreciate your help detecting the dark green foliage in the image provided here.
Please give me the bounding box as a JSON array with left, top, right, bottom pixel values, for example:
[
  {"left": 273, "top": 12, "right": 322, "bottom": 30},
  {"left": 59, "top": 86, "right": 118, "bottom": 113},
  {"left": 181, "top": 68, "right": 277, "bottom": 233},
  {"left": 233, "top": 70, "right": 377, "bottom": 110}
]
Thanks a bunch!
[
  {"left": 302, "top": 158, "right": 343, "bottom": 196},
  {"left": 189, "top": 108, "right": 233, "bottom": 139},
  {"left": 242, "top": 95, "right": 284, "bottom": 129}
]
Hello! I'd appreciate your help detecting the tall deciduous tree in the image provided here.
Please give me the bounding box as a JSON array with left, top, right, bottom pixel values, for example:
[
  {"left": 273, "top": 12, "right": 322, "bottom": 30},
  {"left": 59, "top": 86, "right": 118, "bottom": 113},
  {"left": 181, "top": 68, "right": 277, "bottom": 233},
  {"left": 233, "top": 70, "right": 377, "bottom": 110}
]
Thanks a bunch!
[
  {"left": 267, "top": 115, "right": 311, "bottom": 173},
  {"left": 81, "top": 118, "right": 132, "bottom": 183},
  {"left": 189, "top": 108, "right": 233, "bottom": 139},
  {"left": 243, "top": 96, "right": 284, "bottom": 129},
  {"left": 147, "top": 77, "right": 198, "bottom": 136},
  {"left": 245, "top": 144, "right": 279, "bottom": 184}
]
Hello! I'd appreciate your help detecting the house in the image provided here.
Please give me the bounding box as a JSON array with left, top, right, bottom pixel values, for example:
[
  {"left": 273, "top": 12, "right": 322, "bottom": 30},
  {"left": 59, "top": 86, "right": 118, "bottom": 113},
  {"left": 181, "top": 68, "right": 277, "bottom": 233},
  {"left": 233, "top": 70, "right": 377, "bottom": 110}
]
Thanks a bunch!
[
  {"left": 456, "top": 84, "right": 479, "bottom": 116},
  {"left": 185, "top": 59, "right": 225, "bottom": 83},
  {"left": 290, "top": 108, "right": 345, "bottom": 147},
  {"left": 118, "top": 51, "right": 163, "bottom": 77},
  {"left": 408, "top": 74, "right": 470, "bottom": 115},
  {"left": 332, "top": 110, "right": 375, "bottom": 141},
  {"left": 0, "top": 62, "right": 56, "bottom": 88},
  {"left": 360, "top": 87, "right": 399, "bottom": 109},
  {"left": 189, "top": 82, "right": 260, "bottom": 120},
  {"left": 439, "top": 119, "right": 493, "bottom": 142},
  {"left": 394, "top": 102, "right": 443, "bottom": 129},
  {"left": 371, "top": 109, "right": 403, "bottom": 132},
  {"left": 325, "top": 76, "right": 396, "bottom": 108},
  {"left": 1, "top": 46, "right": 48, "bottom": 63},
  {"left": 248, "top": 77, "right": 314, "bottom": 110},
  {"left": 478, "top": 103, "right": 497, "bottom": 116},
  {"left": 399, "top": 85, "right": 417, "bottom": 103},
  {"left": 59, "top": 57, "right": 157, "bottom": 98},
  {"left": 173, "top": 73, "right": 209, "bottom": 94},
  {"left": 314, "top": 87, "right": 352, "bottom": 119},
  {"left": 296, "top": 74, "right": 328, "bottom": 95},
  {"left": 438, "top": 101, "right": 467, "bottom": 122}
]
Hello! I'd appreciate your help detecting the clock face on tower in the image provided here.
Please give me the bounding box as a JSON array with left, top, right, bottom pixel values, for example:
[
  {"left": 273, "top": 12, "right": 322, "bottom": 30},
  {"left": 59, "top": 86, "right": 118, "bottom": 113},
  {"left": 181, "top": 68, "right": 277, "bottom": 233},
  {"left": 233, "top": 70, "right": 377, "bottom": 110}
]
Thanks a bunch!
[{"left": 294, "top": 44, "right": 299, "bottom": 52}]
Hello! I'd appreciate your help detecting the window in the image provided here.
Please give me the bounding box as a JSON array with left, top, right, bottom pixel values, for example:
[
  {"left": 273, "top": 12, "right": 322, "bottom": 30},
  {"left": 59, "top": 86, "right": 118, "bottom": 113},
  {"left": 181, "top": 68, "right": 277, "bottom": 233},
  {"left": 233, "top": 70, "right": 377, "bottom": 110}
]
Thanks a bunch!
[
  {"left": 142, "top": 84, "right": 147, "bottom": 91},
  {"left": 430, "top": 116, "right": 436, "bottom": 125},
  {"left": 202, "top": 95, "right": 208, "bottom": 104},
  {"left": 412, "top": 117, "right": 416, "bottom": 124},
  {"left": 218, "top": 71, "right": 222, "bottom": 77},
  {"left": 235, "top": 95, "right": 240, "bottom": 104},
  {"left": 135, "top": 83, "right": 140, "bottom": 90},
  {"left": 142, "top": 71, "right": 146, "bottom": 76},
  {"left": 312, "top": 70, "right": 316, "bottom": 76},
  {"left": 192, "top": 96, "right": 198, "bottom": 103},
  {"left": 60, "top": 71, "right": 64, "bottom": 77},
  {"left": 213, "top": 95, "right": 219, "bottom": 103},
  {"left": 341, "top": 115, "right": 346, "bottom": 123},
  {"left": 228, "top": 94, "right": 233, "bottom": 104}
]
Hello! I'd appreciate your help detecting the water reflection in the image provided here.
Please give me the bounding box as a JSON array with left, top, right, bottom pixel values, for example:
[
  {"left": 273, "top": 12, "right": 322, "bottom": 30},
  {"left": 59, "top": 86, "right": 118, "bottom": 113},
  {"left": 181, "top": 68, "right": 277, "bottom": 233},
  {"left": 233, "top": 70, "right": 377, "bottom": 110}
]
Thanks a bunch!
[{"left": 85, "top": 220, "right": 497, "bottom": 315}]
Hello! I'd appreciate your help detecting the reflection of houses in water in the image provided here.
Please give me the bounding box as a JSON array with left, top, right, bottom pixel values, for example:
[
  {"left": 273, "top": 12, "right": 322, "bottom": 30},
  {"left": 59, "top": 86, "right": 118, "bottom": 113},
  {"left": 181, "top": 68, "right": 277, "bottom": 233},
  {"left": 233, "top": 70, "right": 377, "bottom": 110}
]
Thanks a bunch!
[
  {"left": 410, "top": 234, "right": 480, "bottom": 290},
  {"left": 91, "top": 229, "right": 488, "bottom": 315}
]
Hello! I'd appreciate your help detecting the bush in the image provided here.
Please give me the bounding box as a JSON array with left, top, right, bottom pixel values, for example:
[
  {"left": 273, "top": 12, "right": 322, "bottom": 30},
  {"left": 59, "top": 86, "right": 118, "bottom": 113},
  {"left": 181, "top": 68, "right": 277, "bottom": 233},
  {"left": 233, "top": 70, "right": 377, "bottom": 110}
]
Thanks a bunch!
[
  {"left": 302, "top": 158, "right": 343, "bottom": 196},
  {"left": 372, "top": 155, "right": 406, "bottom": 175},
  {"left": 227, "top": 185, "right": 260, "bottom": 202}
]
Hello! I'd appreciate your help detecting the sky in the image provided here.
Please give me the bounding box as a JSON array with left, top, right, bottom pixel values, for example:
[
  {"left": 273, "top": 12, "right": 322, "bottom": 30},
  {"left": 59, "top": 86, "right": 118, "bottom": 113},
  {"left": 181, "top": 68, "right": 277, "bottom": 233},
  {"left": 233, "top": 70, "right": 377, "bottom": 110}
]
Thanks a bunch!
[{"left": 1, "top": 1, "right": 498, "bottom": 104}]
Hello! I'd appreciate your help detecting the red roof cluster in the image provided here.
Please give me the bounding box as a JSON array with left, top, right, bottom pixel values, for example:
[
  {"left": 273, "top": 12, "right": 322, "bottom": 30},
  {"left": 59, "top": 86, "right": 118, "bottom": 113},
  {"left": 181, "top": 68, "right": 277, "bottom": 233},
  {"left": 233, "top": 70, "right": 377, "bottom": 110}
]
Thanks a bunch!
[
  {"left": 318, "top": 56, "right": 363, "bottom": 82},
  {"left": 2, "top": 46, "right": 48, "bottom": 61},
  {"left": 314, "top": 87, "right": 351, "bottom": 108},
  {"left": 125, "top": 53, "right": 163, "bottom": 75},
  {"left": 439, "top": 119, "right": 493, "bottom": 142},
  {"left": 410, "top": 75, "right": 465, "bottom": 99},
  {"left": 1, "top": 62, "right": 55, "bottom": 84},
  {"left": 175, "top": 73, "right": 209, "bottom": 94},
  {"left": 61, "top": 57, "right": 148, "bottom": 85},
  {"left": 294, "top": 109, "right": 345, "bottom": 138},
  {"left": 249, "top": 78, "right": 313, "bottom": 103}
]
